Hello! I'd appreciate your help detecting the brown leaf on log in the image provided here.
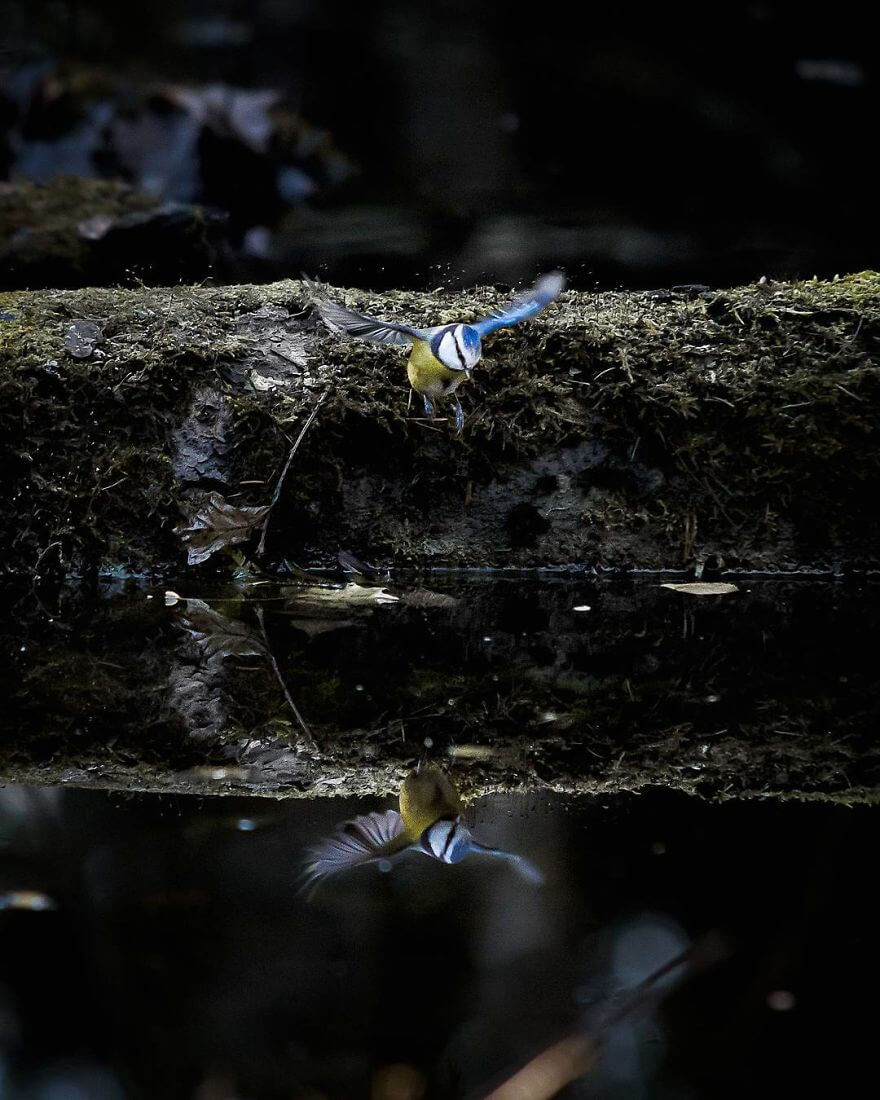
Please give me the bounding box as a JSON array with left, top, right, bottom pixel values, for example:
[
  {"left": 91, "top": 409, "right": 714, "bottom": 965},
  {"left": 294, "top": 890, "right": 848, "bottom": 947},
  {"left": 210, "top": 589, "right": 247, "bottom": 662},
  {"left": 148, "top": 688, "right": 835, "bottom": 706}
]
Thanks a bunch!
[{"left": 175, "top": 493, "right": 269, "bottom": 565}]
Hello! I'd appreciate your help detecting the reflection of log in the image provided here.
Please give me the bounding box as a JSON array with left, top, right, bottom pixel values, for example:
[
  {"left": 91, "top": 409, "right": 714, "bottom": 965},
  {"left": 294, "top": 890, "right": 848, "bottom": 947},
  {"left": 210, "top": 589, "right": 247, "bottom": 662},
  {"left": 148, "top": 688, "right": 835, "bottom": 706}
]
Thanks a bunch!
[
  {"left": 2, "top": 578, "right": 878, "bottom": 802},
  {"left": 2, "top": 273, "right": 879, "bottom": 578}
]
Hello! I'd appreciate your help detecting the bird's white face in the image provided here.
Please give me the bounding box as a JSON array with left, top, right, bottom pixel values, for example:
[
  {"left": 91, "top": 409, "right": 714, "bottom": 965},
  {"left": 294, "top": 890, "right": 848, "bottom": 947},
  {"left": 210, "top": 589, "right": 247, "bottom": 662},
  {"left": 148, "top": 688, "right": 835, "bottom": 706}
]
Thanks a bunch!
[
  {"left": 420, "top": 818, "right": 473, "bottom": 864},
  {"left": 433, "top": 324, "right": 482, "bottom": 374}
]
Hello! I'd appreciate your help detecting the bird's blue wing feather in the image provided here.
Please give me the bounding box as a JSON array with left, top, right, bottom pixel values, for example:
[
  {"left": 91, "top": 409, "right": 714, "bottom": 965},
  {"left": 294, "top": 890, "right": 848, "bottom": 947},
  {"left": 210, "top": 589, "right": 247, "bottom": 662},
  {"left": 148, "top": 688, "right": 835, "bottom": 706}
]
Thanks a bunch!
[
  {"left": 472, "top": 271, "right": 565, "bottom": 337},
  {"left": 305, "top": 278, "right": 424, "bottom": 346}
]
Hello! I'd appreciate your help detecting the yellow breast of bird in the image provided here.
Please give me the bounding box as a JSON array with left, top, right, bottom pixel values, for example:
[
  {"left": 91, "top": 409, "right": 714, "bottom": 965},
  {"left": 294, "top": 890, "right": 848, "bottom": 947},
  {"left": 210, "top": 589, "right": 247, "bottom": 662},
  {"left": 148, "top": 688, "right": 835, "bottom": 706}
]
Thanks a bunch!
[
  {"left": 407, "top": 339, "right": 468, "bottom": 398},
  {"left": 399, "top": 766, "right": 464, "bottom": 840}
]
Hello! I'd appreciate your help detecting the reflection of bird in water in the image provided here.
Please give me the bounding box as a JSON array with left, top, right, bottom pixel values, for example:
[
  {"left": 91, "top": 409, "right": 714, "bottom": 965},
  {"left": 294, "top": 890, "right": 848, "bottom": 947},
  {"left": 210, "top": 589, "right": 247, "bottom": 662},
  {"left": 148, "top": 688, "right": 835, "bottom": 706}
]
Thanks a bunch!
[
  {"left": 300, "top": 765, "right": 543, "bottom": 896},
  {"left": 309, "top": 272, "right": 565, "bottom": 433}
]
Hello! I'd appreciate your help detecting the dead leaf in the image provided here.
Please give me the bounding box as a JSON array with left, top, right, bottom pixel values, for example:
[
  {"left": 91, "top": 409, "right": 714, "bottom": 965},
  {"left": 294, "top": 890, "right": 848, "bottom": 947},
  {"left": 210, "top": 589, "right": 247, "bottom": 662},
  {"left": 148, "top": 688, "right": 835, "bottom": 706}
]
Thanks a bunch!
[
  {"left": 175, "top": 492, "right": 269, "bottom": 565},
  {"left": 281, "top": 582, "right": 399, "bottom": 619},
  {"left": 660, "top": 582, "right": 739, "bottom": 596},
  {"left": 337, "top": 550, "right": 381, "bottom": 579},
  {"left": 178, "top": 598, "right": 266, "bottom": 663}
]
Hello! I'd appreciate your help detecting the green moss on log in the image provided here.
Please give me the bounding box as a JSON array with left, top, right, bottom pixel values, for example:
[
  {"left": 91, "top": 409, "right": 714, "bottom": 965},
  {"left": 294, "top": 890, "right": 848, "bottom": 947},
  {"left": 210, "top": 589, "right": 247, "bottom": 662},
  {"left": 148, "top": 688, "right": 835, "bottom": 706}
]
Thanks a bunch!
[{"left": 1, "top": 273, "right": 879, "bottom": 578}]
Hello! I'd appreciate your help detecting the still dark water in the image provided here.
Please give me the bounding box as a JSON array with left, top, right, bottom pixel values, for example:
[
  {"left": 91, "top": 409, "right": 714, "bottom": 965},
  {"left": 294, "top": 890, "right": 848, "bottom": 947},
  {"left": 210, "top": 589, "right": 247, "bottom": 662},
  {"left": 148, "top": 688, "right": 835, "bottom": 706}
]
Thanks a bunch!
[
  {"left": 1, "top": 575, "right": 878, "bottom": 1099},
  {"left": 0, "top": 786, "right": 875, "bottom": 1099}
]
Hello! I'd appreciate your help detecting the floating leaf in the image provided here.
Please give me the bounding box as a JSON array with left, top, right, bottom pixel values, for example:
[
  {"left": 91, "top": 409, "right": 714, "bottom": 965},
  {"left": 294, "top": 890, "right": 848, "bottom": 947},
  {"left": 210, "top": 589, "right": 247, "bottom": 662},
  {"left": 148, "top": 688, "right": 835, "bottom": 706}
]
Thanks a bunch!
[
  {"left": 660, "top": 582, "right": 739, "bottom": 596},
  {"left": 175, "top": 492, "right": 269, "bottom": 565},
  {"left": 281, "top": 582, "right": 399, "bottom": 620},
  {"left": 178, "top": 598, "right": 266, "bottom": 663}
]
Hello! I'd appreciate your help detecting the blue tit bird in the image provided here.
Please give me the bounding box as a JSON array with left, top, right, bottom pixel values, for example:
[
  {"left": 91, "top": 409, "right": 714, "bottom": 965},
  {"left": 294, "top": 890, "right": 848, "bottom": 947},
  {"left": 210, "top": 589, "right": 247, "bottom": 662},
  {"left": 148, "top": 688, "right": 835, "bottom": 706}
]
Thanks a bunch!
[
  {"left": 300, "top": 764, "right": 543, "bottom": 897},
  {"left": 308, "top": 271, "right": 565, "bottom": 434}
]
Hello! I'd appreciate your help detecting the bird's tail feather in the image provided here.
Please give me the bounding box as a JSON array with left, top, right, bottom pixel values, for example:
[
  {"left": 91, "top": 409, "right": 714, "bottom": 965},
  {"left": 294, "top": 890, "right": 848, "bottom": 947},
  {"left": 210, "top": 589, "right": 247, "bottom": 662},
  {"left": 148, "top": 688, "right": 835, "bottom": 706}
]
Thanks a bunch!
[{"left": 470, "top": 842, "right": 545, "bottom": 886}]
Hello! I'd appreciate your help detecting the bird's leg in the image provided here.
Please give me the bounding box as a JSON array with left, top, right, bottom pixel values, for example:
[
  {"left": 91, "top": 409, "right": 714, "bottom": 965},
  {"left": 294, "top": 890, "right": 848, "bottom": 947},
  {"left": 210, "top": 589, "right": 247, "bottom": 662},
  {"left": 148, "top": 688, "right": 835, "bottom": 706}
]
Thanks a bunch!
[
  {"left": 422, "top": 394, "right": 435, "bottom": 420},
  {"left": 452, "top": 396, "right": 465, "bottom": 435}
]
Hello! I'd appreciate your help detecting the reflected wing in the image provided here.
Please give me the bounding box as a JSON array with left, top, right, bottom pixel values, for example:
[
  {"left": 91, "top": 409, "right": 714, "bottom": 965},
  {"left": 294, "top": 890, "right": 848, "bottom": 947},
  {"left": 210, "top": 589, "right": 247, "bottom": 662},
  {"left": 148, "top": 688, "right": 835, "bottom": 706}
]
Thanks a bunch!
[
  {"left": 299, "top": 809, "right": 408, "bottom": 897},
  {"left": 472, "top": 271, "right": 565, "bottom": 338},
  {"left": 306, "top": 279, "right": 424, "bottom": 346}
]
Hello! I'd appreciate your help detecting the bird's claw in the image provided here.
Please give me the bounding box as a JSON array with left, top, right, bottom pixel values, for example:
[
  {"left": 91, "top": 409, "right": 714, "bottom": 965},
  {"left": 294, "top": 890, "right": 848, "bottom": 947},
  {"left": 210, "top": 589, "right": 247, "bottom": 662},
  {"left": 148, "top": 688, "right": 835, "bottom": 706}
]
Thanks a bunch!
[{"left": 422, "top": 395, "right": 435, "bottom": 420}]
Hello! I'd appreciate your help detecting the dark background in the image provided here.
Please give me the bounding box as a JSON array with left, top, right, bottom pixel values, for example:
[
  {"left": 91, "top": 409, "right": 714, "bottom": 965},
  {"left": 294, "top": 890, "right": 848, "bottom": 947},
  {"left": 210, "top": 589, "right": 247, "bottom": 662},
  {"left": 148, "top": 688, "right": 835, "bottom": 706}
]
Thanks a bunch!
[{"left": 2, "top": 0, "right": 878, "bottom": 289}]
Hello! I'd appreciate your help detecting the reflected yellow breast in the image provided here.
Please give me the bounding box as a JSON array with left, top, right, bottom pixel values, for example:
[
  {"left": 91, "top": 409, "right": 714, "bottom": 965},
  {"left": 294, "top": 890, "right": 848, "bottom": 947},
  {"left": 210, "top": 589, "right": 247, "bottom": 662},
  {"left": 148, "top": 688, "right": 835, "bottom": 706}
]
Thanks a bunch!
[{"left": 399, "top": 765, "right": 464, "bottom": 840}]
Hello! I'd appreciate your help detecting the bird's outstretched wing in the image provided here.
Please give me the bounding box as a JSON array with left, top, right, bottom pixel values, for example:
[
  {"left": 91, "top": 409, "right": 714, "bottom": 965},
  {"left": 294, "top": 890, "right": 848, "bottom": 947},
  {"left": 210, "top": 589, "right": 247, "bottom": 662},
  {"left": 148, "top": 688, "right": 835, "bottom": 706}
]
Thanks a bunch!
[
  {"left": 305, "top": 279, "right": 424, "bottom": 346},
  {"left": 472, "top": 271, "right": 565, "bottom": 338},
  {"left": 299, "top": 809, "right": 408, "bottom": 898}
]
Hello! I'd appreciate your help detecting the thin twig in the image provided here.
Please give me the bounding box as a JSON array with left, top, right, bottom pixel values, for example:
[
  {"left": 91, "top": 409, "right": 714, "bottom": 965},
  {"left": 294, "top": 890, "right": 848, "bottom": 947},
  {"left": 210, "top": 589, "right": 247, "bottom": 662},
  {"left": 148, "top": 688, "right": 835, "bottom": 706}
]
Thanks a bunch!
[
  {"left": 255, "top": 605, "right": 316, "bottom": 749},
  {"left": 32, "top": 541, "right": 63, "bottom": 578},
  {"left": 257, "top": 389, "right": 329, "bottom": 558}
]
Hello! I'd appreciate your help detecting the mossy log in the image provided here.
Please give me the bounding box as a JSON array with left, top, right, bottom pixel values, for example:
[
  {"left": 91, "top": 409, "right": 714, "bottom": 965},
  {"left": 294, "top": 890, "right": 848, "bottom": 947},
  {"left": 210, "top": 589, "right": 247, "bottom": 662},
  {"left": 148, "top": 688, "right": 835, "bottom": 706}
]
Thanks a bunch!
[{"left": 2, "top": 272, "right": 880, "bottom": 579}]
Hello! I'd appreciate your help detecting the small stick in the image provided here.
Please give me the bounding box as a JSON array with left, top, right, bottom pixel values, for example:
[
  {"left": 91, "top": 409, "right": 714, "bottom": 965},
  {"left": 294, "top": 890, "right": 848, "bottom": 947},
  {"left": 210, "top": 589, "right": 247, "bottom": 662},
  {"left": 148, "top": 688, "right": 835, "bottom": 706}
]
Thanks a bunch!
[
  {"left": 257, "top": 389, "right": 329, "bottom": 558},
  {"left": 255, "top": 605, "right": 316, "bottom": 749}
]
